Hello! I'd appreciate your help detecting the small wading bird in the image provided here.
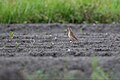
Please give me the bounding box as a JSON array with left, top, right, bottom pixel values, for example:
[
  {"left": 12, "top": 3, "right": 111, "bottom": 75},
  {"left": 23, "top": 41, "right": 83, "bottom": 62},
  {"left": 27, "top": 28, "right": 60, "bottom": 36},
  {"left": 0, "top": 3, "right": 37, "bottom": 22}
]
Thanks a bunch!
[{"left": 67, "top": 27, "right": 78, "bottom": 43}]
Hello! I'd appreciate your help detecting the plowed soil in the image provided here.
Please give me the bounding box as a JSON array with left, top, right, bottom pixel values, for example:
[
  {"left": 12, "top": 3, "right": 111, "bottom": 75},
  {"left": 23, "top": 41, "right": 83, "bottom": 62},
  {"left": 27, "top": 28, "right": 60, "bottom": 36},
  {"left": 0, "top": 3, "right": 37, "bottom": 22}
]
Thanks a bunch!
[{"left": 0, "top": 24, "right": 120, "bottom": 80}]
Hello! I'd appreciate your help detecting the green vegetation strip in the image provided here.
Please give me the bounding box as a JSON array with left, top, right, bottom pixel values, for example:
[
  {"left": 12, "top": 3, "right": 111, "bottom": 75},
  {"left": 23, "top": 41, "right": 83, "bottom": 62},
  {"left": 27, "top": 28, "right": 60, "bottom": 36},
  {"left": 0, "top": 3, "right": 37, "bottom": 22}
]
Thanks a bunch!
[
  {"left": 27, "top": 57, "right": 111, "bottom": 80},
  {"left": 0, "top": 0, "right": 120, "bottom": 23}
]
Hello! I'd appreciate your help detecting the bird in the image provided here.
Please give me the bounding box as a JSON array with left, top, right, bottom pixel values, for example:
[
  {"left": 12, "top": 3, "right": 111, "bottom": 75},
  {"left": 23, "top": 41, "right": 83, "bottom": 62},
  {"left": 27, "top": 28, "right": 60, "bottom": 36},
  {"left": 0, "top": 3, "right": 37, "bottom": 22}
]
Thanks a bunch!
[{"left": 67, "top": 27, "right": 78, "bottom": 42}]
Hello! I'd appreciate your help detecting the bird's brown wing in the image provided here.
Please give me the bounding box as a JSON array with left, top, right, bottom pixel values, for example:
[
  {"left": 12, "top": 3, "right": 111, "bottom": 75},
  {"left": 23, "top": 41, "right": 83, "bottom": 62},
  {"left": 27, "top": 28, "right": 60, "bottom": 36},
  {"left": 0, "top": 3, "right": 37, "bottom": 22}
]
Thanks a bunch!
[{"left": 71, "top": 31, "right": 78, "bottom": 41}]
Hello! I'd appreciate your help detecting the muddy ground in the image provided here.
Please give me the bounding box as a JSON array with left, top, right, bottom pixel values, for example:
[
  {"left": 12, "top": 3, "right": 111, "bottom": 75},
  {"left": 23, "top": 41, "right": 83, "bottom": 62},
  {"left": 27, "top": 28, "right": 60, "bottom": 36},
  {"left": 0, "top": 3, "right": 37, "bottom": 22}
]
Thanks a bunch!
[{"left": 0, "top": 24, "right": 120, "bottom": 80}]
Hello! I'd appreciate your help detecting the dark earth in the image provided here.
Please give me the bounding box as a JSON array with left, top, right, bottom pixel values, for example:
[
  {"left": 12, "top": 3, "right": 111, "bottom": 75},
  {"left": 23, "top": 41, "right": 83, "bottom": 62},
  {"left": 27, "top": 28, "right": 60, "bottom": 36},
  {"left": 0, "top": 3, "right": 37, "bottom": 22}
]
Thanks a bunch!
[{"left": 0, "top": 24, "right": 120, "bottom": 80}]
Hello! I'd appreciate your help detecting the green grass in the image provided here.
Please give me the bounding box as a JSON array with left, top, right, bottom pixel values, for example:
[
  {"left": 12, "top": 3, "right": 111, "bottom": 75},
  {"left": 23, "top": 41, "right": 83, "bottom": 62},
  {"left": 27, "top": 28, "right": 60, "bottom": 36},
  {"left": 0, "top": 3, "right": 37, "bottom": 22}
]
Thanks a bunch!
[
  {"left": 9, "top": 31, "right": 14, "bottom": 40},
  {"left": 26, "top": 57, "right": 112, "bottom": 80},
  {"left": 91, "top": 57, "right": 111, "bottom": 80},
  {"left": 0, "top": 0, "right": 120, "bottom": 23},
  {"left": 28, "top": 70, "right": 48, "bottom": 80}
]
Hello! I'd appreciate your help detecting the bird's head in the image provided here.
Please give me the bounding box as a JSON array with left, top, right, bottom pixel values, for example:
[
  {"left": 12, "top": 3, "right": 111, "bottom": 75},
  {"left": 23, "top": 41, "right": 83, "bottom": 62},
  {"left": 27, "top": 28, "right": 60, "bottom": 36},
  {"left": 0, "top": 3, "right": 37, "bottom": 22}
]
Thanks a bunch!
[{"left": 67, "top": 27, "right": 72, "bottom": 32}]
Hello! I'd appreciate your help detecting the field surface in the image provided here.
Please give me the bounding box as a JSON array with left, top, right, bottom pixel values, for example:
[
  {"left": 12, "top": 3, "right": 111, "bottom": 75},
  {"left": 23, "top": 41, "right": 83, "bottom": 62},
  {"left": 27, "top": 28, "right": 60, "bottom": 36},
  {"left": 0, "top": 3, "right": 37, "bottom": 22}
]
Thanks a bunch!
[{"left": 0, "top": 24, "right": 120, "bottom": 79}]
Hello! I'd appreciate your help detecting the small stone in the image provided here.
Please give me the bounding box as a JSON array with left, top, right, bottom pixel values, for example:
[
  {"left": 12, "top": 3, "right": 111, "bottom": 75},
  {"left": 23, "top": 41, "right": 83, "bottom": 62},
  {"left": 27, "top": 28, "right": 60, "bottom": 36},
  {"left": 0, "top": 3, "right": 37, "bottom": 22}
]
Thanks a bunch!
[
  {"left": 54, "top": 37, "right": 57, "bottom": 40},
  {"left": 64, "top": 29, "right": 67, "bottom": 32},
  {"left": 51, "top": 42, "right": 54, "bottom": 45},
  {"left": 93, "top": 23, "right": 96, "bottom": 26},
  {"left": 49, "top": 35, "right": 52, "bottom": 37},
  {"left": 67, "top": 49, "right": 71, "bottom": 51}
]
